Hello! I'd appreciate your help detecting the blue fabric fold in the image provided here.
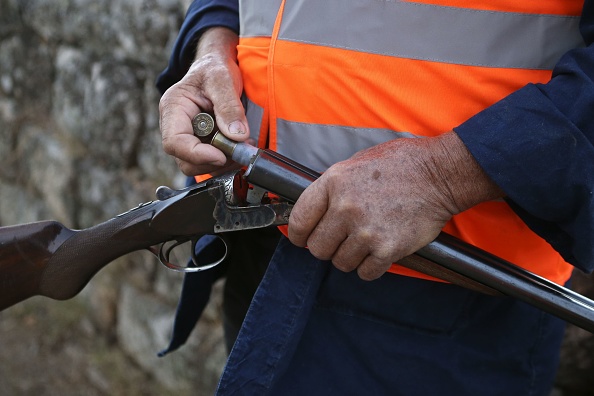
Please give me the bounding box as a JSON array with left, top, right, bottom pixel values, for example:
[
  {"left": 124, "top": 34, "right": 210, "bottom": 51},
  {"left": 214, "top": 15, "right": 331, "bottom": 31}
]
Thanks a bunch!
[{"left": 158, "top": 235, "right": 228, "bottom": 357}]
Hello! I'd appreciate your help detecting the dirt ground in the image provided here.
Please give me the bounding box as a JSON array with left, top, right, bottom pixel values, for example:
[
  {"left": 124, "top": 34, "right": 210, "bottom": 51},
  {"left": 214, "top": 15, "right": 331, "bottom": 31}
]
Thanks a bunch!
[
  {"left": 0, "top": 297, "right": 180, "bottom": 396},
  {"left": 1, "top": 284, "right": 593, "bottom": 396}
]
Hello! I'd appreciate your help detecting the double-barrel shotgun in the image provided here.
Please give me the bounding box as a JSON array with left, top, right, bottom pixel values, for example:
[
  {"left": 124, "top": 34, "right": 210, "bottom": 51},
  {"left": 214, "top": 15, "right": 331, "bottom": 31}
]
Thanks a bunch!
[{"left": 2, "top": 113, "right": 594, "bottom": 334}]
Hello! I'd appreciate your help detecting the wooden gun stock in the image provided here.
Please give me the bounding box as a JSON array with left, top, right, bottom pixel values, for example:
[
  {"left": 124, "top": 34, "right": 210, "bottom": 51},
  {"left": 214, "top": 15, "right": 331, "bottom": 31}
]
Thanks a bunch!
[
  {"left": 0, "top": 221, "right": 74, "bottom": 310},
  {"left": 0, "top": 201, "right": 170, "bottom": 311}
]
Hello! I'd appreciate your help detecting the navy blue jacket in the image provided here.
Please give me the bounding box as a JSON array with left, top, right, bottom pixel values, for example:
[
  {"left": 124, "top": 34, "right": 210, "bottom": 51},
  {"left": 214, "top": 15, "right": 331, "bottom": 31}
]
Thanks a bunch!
[
  {"left": 156, "top": 0, "right": 239, "bottom": 94},
  {"left": 157, "top": 0, "right": 594, "bottom": 273}
]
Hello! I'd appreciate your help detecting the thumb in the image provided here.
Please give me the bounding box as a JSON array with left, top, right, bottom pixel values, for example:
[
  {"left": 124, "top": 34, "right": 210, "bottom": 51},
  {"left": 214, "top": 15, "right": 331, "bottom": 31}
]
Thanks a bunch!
[{"left": 211, "top": 93, "right": 250, "bottom": 142}]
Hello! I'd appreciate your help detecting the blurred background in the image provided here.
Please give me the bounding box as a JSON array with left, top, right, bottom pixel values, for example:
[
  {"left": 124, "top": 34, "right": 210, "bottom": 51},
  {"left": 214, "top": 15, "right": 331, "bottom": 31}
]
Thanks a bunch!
[
  {"left": 0, "top": 0, "right": 593, "bottom": 395},
  {"left": 0, "top": 0, "right": 226, "bottom": 394}
]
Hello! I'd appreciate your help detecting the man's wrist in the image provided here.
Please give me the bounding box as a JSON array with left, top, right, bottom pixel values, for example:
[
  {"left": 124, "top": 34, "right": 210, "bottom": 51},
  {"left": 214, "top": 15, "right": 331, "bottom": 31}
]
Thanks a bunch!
[
  {"left": 429, "top": 131, "right": 505, "bottom": 215},
  {"left": 195, "top": 27, "right": 239, "bottom": 62}
]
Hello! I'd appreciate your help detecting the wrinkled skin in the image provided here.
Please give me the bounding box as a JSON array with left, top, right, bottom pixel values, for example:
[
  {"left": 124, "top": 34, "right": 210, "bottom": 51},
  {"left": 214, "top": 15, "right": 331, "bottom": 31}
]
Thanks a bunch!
[
  {"left": 159, "top": 27, "right": 504, "bottom": 280},
  {"left": 159, "top": 28, "right": 249, "bottom": 176},
  {"left": 288, "top": 134, "right": 503, "bottom": 280}
]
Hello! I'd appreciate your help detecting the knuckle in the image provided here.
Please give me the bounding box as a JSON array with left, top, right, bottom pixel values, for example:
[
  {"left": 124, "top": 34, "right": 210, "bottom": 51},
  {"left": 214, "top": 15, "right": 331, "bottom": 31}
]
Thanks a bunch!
[
  {"left": 322, "top": 163, "right": 344, "bottom": 184},
  {"left": 372, "top": 248, "right": 394, "bottom": 264},
  {"left": 307, "top": 239, "right": 332, "bottom": 261},
  {"left": 216, "top": 99, "right": 244, "bottom": 117},
  {"left": 288, "top": 208, "right": 308, "bottom": 236},
  {"left": 176, "top": 160, "right": 194, "bottom": 176},
  {"left": 369, "top": 237, "right": 399, "bottom": 260},
  {"left": 356, "top": 227, "right": 374, "bottom": 241},
  {"left": 158, "top": 99, "right": 174, "bottom": 123},
  {"left": 357, "top": 266, "right": 382, "bottom": 281},
  {"left": 357, "top": 256, "right": 392, "bottom": 281},
  {"left": 332, "top": 257, "right": 356, "bottom": 273},
  {"left": 161, "top": 135, "right": 177, "bottom": 156},
  {"left": 160, "top": 135, "right": 178, "bottom": 156},
  {"left": 159, "top": 82, "right": 186, "bottom": 108},
  {"left": 187, "top": 58, "right": 212, "bottom": 81},
  {"left": 159, "top": 86, "right": 174, "bottom": 106},
  {"left": 335, "top": 197, "right": 360, "bottom": 215},
  {"left": 158, "top": 95, "right": 168, "bottom": 112}
]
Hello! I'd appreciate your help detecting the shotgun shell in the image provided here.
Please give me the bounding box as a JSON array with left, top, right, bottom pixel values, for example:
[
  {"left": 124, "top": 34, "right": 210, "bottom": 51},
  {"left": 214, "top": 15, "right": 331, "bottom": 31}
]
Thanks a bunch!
[{"left": 192, "top": 113, "right": 218, "bottom": 143}]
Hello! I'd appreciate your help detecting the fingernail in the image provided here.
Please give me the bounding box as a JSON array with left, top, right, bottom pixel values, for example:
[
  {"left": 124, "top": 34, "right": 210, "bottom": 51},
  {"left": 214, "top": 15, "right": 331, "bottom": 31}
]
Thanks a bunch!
[{"left": 228, "top": 121, "right": 246, "bottom": 135}]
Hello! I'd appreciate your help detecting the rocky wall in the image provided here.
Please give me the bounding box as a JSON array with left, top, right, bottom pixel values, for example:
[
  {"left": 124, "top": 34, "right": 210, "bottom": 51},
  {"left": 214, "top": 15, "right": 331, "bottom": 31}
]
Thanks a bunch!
[{"left": 0, "top": 0, "right": 226, "bottom": 394}]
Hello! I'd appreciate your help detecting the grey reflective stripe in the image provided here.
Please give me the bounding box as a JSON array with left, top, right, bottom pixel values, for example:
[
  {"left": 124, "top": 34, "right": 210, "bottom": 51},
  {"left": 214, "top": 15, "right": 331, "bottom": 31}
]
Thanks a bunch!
[
  {"left": 244, "top": 98, "right": 414, "bottom": 171},
  {"left": 276, "top": 119, "right": 417, "bottom": 173},
  {"left": 244, "top": 97, "right": 263, "bottom": 144},
  {"left": 241, "top": 0, "right": 584, "bottom": 70},
  {"left": 239, "top": 0, "right": 281, "bottom": 38}
]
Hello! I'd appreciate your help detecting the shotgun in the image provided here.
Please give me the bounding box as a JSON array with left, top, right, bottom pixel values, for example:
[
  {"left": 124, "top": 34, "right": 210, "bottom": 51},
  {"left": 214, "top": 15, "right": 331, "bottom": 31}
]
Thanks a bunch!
[{"left": 2, "top": 113, "right": 594, "bottom": 334}]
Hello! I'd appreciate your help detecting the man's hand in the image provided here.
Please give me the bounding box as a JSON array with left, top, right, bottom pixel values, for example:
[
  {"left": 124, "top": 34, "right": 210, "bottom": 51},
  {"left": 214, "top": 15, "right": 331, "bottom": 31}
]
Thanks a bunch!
[
  {"left": 159, "top": 27, "right": 248, "bottom": 176},
  {"left": 288, "top": 132, "right": 504, "bottom": 281}
]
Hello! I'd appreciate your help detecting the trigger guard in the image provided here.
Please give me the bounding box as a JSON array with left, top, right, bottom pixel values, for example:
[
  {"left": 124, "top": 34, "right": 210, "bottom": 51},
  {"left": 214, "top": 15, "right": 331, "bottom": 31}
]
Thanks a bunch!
[{"left": 159, "top": 236, "right": 228, "bottom": 273}]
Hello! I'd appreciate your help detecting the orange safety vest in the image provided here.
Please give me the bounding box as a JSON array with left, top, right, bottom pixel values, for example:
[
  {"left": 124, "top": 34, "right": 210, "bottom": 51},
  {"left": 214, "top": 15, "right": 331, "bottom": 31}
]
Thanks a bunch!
[{"left": 231, "top": 0, "right": 585, "bottom": 285}]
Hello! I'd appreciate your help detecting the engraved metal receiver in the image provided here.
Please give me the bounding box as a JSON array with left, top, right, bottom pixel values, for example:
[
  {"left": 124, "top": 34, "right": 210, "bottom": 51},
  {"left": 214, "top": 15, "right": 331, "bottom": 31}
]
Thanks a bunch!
[{"left": 150, "top": 169, "right": 294, "bottom": 273}]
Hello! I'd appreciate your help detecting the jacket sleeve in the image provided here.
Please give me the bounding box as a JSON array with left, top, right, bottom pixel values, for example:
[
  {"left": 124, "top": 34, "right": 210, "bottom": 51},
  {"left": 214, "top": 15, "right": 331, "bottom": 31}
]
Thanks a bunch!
[
  {"left": 454, "top": 2, "right": 594, "bottom": 273},
  {"left": 156, "top": 0, "right": 239, "bottom": 94}
]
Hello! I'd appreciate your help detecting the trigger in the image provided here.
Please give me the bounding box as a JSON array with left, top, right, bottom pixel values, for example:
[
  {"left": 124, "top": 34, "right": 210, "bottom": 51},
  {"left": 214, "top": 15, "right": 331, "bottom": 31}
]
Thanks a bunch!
[{"left": 156, "top": 236, "right": 228, "bottom": 273}]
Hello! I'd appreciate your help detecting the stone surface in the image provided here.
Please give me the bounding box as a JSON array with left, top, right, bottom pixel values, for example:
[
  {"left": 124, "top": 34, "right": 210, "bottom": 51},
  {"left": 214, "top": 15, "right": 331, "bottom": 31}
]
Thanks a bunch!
[{"left": 0, "top": 0, "right": 226, "bottom": 394}]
